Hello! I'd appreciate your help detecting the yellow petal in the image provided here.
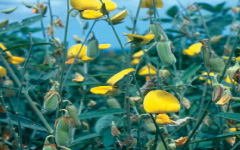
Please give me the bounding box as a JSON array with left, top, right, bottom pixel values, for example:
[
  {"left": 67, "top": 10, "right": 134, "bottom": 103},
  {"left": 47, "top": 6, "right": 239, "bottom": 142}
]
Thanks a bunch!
[
  {"left": 81, "top": 55, "right": 94, "bottom": 63},
  {"left": 216, "top": 89, "right": 232, "bottom": 105},
  {"left": 175, "top": 137, "right": 188, "bottom": 147},
  {"left": 65, "top": 58, "right": 75, "bottom": 64},
  {"left": 0, "top": 43, "right": 12, "bottom": 57},
  {"left": 131, "top": 58, "right": 140, "bottom": 65},
  {"left": 183, "top": 43, "right": 202, "bottom": 56},
  {"left": 133, "top": 49, "right": 147, "bottom": 58},
  {"left": 0, "top": 66, "right": 7, "bottom": 77},
  {"left": 224, "top": 76, "right": 236, "bottom": 85},
  {"left": 99, "top": 44, "right": 111, "bottom": 50},
  {"left": 143, "top": 90, "right": 180, "bottom": 113},
  {"left": 81, "top": 10, "right": 103, "bottom": 20},
  {"left": 142, "top": 34, "right": 155, "bottom": 44},
  {"left": 156, "top": 114, "right": 176, "bottom": 125},
  {"left": 138, "top": 63, "right": 156, "bottom": 75},
  {"left": 67, "top": 44, "right": 87, "bottom": 59},
  {"left": 199, "top": 72, "right": 215, "bottom": 80},
  {"left": 7, "top": 56, "right": 25, "bottom": 64},
  {"left": 124, "top": 33, "right": 154, "bottom": 44},
  {"left": 90, "top": 86, "right": 120, "bottom": 96},
  {"left": 222, "top": 56, "right": 240, "bottom": 62},
  {"left": 107, "top": 68, "right": 135, "bottom": 86},
  {"left": 98, "top": 0, "right": 117, "bottom": 11},
  {"left": 70, "top": 0, "right": 101, "bottom": 10},
  {"left": 111, "top": 10, "right": 128, "bottom": 24},
  {"left": 72, "top": 72, "right": 84, "bottom": 82}
]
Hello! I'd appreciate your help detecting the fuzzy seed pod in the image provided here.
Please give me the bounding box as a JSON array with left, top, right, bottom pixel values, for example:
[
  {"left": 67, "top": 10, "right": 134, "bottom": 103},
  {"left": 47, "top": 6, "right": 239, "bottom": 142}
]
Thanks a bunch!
[
  {"left": 210, "top": 57, "right": 225, "bottom": 74},
  {"left": 3, "top": 79, "right": 15, "bottom": 97},
  {"left": 144, "top": 118, "right": 156, "bottom": 133},
  {"left": 42, "top": 85, "right": 61, "bottom": 113},
  {"left": 107, "top": 97, "right": 121, "bottom": 108},
  {"left": 66, "top": 104, "right": 81, "bottom": 127},
  {"left": 87, "top": 35, "right": 99, "bottom": 58},
  {"left": 150, "top": 23, "right": 161, "bottom": 41},
  {"left": 156, "top": 41, "right": 176, "bottom": 66},
  {"left": 55, "top": 117, "right": 75, "bottom": 146}
]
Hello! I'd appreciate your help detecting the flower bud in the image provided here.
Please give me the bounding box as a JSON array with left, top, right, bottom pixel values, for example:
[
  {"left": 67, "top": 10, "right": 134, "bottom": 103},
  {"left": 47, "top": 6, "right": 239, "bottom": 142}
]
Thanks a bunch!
[
  {"left": 159, "top": 69, "right": 171, "bottom": 79},
  {"left": 87, "top": 100, "right": 96, "bottom": 107},
  {"left": 182, "top": 97, "right": 191, "bottom": 109},
  {"left": 175, "top": 136, "right": 188, "bottom": 147},
  {"left": 66, "top": 103, "right": 81, "bottom": 127},
  {"left": 111, "top": 121, "right": 120, "bottom": 137},
  {"left": 52, "top": 18, "right": 64, "bottom": 28}
]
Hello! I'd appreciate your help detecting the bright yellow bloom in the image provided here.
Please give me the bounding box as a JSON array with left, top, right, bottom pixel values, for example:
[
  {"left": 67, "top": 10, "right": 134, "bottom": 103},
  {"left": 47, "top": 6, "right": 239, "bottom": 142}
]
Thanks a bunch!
[
  {"left": 124, "top": 33, "right": 155, "bottom": 45},
  {"left": 175, "top": 137, "right": 188, "bottom": 147},
  {"left": 81, "top": 55, "right": 94, "bottom": 63},
  {"left": 107, "top": 68, "right": 135, "bottom": 86},
  {"left": 98, "top": 0, "right": 117, "bottom": 12},
  {"left": 183, "top": 43, "right": 202, "bottom": 57},
  {"left": 81, "top": 10, "right": 103, "bottom": 20},
  {"left": 144, "top": 90, "right": 180, "bottom": 113},
  {"left": 141, "top": 0, "right": 163, "bottom": 8},
  {"left": 222, "top": 56, "right": 240, "bottom": 62},
  {"left": 110, "top": 10, "right": 127, "bottom": 24},
  {"left": 0, "top": 66, "right": 7, "bottom": 77},
  {"left": 67, "top": 44, "right": 87, "bottom": 59},
  {"left": 216, "top": 88, "right": 232, "bottom": 105},
  {"left": 230, "top": 124, "right": 240, "bottom": 132},
  {"left": 99, "top": 44, "right": 111, "bottom": 51},
  {"left": 70, "top": 0, "right": 101, "bottom": 11},
  {"left": 156, "top": 114, "right": 176, "bottom": 125},
  {"left": 72, "top": 72, "right": 84, "bottom": 82},
  {"left": 0, "top": 43, "right": 25, "bottom": 64},
  {"left": 133, "top": 49, "right": 147, "bottom": 58},
  {"left": 32, "top": 3, "right": 44, "bottom": 14},
  {"left": 90, "top": 86, "right": 121, "bottom": 96},
  {"left": 131, "top": 58, "right": 140, "bottom": 65},
  {"left": 138, "top": 63, "right": 156, "bottom": 75}
]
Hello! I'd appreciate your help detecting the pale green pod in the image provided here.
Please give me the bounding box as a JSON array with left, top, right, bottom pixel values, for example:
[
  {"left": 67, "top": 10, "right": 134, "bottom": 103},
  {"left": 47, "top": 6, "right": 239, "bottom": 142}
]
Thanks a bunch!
[
  {"left": 87, "top": 36, "right": 99, "bottom": 58},
  {"left": 107, "top": 97, "right": 121, "bottom": 108},
  {"left": 210, "top": 57, "right": 225, "bottom": 74},
  {"left": 66, "top": 104, "right": 81, "bottom": 127},
  {"left": 150, "top": 23, "right": 161, "bottom": 41},
  {"left": 156, "top": 41, "right": 176, "bottom": 66},
  {"left": 55, "top": 117, "right": 75, "bottom": 147},
  {"left": 144, "top": 118, "right": 156, "bottom": 133},
  {"left": 42, "top": 93, "right": 59, "bottom": 113},
  {"left": 43, "top": 145, "right": 56, "bottom": 150}
]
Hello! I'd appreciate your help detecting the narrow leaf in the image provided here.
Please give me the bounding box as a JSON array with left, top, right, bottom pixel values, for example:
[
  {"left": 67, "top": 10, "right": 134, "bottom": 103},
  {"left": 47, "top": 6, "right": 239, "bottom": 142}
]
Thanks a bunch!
[
  {"left": 71, "top": 133, "right": 99, "bottom": 146},
  {"left": 213, "top": 113, "right": 240, "bottom": 122},
  {"left": 1, "top": 7, "right": 18, "bottom": 14},
  {"left": 181, "top": 63, "right": 202, "bottom": 82}
]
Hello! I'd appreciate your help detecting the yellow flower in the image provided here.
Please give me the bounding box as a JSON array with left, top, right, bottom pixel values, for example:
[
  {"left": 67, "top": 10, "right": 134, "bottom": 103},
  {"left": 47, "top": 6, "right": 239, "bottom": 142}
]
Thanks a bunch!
[
  {"left": 183, "top": 43, "right": 202, "bottom": 57},
  {"left": 110, "top": 10, "right": 127, "bottom": 24},
  {"left": 230, "top": 124, "right": 240, "bottom": 132},
  {"left": 70, "top": 0, "right": 101, "bottom": 11},
  {"left": 90, "top": 86, "right": 121, "bottom": 96},
  {"left": 143, "top": 90, "right": 180, "bottom": 113},
  {"left": 156, "top": 114, "right": 176, "bottom": 125},
  {"left": 98, "top": 0, "right": 117, "bottom": 12},
  {"left": 133, "top": 49, "right": 147, "bottom": 58},
  {"left": 216, "top": 88, "right": 232, "bottom": 105},
  {"left": 131, "top": 58, "right": 140, "bottom": 65},
  {"left": 0, "top": 43, "right": 25, "bottom": 64},
  {"left": 67, "top": 44, "right": 87, "bottom": 59},
  {"left": 225, "top": 76, "right": 236, "bottom": 85},
  {"left": 81, "top": 10, "right": 103, "bottom": 20},
  {"left": 138, "top": 63, "right": 156, "bottom": 75},
  {"left": 72, "top": 72, "right": 84, "bottom": 82},
  {"left": 222, "top": 56, "right": 240, "bottom": 62},
  {"left": 107, "top": 68, "right": 135, "bottom": 86},
  {"left": 0, "top": 66, "right": 7, "bottom": 77},
  {"left": 124, "top": 33, "right": 154, "bottom": 45},
  {"left": 199, "top": 72, "right": 214, "bottom": 80},
  {"left": 99, "top": 44, "right": 111, "bottom": 51},
  {"left": 175, "top": 137, "right": 188, "bottom": 147},
  {"left": 32, "top": 3, "right": 44, "bottom": 14},
  {"left": 141, "top": 0, "right": 163, "bottom": 8},
  {"left": 81, "top": 55, "right": 94, "bottom": 63}
]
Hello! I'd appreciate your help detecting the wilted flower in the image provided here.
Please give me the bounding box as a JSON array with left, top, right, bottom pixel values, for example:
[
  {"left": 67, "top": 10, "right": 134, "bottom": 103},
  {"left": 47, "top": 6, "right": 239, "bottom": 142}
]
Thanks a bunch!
[
  {"left": 175, "top": 137, "right": 188, "bottom": 147},
  {"left": 141, "top": 0, "right": 163, "bottom": 8},
  {"left": 72, "top": 72, "right": 84, "bottom": 82},
  {"left": 47, "top": 25, "right": 55, "bottom": 36},
  {"left": 223, "top": 124, "right": 236, "bottom": 146},
  {"left": 110, "top": 10, "right": 127, "bottom": 24},
  {"left": 52, "top": 18, "right": 64, "bottom": 28},
  {"left": 144, "top": 90, "right": 180, "bottom": 113},
  {"left": 107, "top": 68, "right": 135, "bottom": 86},
  {"left": 124, "top": 33, "right": 154, "bottom": 45},
  {"left": 212, "top": 77, "right": 224, "bottom": 101},
  {"left": 87, "top": 100, "right": 96, "bottom": 107},
  {"left": 182, "top": 97, "right": 191, "bottom": 109},
  {"left": 156, "top": 114, "right": 176, "bottom": 125},
  {"left": 216, "top": 88, "right": 232, "bottom": 105},
  {"left": 99, "top": 44, "right": 111, "bottom": 51},
  {"left": 232, "top": 7, "right": 240, "bottom": 13},
  {"left": 32, "top": 3, "right": 44, "bottom": 14},
  {"left": 138, "top": 63, "right": 156, "bottom": 76},
  {"left": 183, "top": 43, "right": 202, "bottom": 56},
  {"left": 159, "top": 69, "right": 171, "bottom": 78},
  {"left": 0, "top": 66, "right": 7, "bottom": 77},
  {"left": 81, "top": 10, "right": 103, "bottom": 20},
  {"left": 111, "top": 121, "right": 120, "bottom": 137}
]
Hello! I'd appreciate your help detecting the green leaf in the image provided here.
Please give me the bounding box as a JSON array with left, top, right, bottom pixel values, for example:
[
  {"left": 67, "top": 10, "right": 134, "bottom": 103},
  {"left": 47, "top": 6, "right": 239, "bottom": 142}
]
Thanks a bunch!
[
  {"left": 215, "top": 2, "right": 226, "bottom": 13},
  {"left": 213, "top": 113, "right": 240, "bottom": 122},
  {"left": 41, "top": 69, "right": 58, "bottom": 80},
  {"left": 1, "top": 7, "right": 18, "bottom": 14},
  {"left": 22, "top": 2, "right": 35, "bottom": 8},
  {"left": 0, "top": 19, "right": 9, "bottom": 28},
  {"left": 0, "top": 15, "right": 43, "bottom": 34},
  {"left": 190, "top": 131, "right": 240, "bottom": 144},
  {"left": 181, "top": 63, "right": 202, "bottom": 82},
  {"left": 166, "top": 6, "right": 178, "bottom": 18},
  {"left": 70, "top": 133, "right": 99, "bottom": 146},
  {"left": 198, "top": 3, "right": 215, "bottom": 12},
  {"left": 2, "top": 43, "right": 52, "bottom": 52},
  {"left": 0, "top": 112, "right": 47, "bottom": 132},
  {"left": 78, "top": 108, "right": 124, "bottom": 120}
]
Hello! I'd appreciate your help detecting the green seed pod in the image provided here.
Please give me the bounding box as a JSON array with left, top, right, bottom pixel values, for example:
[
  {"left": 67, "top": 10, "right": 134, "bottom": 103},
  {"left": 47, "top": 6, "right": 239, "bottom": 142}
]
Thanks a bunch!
[
  {"left": 66, "top": 104, "right": 81, "bottom": 127},
  {"left": 55, "top": 117, "right": 75, "bottom": 147},
  {"left": 203, "top": 46, "right": 210, "bottom": 67},
  {"left": 107, "top": 97, "right": 121, "bottom": 108},
  {"left": 210, "top": 57, "right": 225, "bottom": 74},
  {"left": 3, "top": 79, "right": 15, "bottom": 98},
  {"left": 156, "top": 41, "right": 176, "bottom": 66},
  {"left": 43, "top": 145, "right": 56, "bottom": 150},
  {"left": 87, "top": 35, "right": 99, "bottom": 58},
  {"left": 150, "top": 23, "right": 161, "bottom": 41},
  {"left": 144, "top": 118, "right": 156, "bottom": 133},
  {"left": 166, "top": 138, "right": 176, "bottom": 150},
  {"left": 42, "top": 85, "right": 61, "bottom": 114}
]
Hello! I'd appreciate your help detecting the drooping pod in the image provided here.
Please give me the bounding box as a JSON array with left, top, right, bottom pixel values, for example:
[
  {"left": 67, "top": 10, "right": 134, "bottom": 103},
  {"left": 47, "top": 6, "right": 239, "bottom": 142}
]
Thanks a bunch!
[
  {"left": 42, "top": 83, "right": 61, "bottom": 114},
  {"left": 55, "top": 109, "right": 75, "bottom": 147},
  {"left": 86, "top": 34, "right": 99, "bottom": 58},
  {"left": 63, "top": 100, "right": 81, "bottom": 128},
  {"left": 156, "top": 41, "right": 176, "bottom": 66}
]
